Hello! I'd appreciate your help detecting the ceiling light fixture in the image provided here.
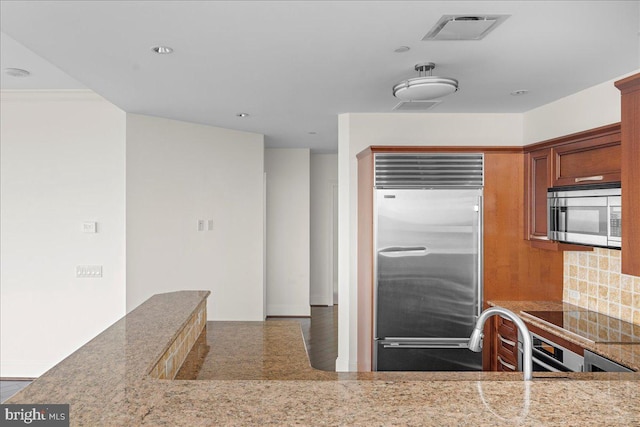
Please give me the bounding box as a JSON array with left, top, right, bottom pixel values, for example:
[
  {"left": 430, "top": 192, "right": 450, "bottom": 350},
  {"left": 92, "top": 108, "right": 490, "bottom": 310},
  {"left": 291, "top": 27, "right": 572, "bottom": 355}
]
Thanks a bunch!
[
  {"left": 394, "top": 46, "right": 410, "bottom": 53},
  {"left": 236, "top": 113, "right": 250, "bottom": 118},
  {"left": 151, "top": 46, "right": 174, "bottom": 54},
  {"left": 392, "top": 62, "right": 458, "bottom": 101},
  {"left": 510, "top": 89, "right": 529, "bottom": 96},
  {"left": 3, "top": 68, "right": 31, "bottom": 77}
]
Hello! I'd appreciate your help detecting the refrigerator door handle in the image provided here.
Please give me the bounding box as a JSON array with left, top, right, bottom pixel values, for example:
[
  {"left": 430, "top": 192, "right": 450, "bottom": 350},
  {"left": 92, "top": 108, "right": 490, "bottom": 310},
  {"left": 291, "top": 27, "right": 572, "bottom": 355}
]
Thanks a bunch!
[
  {"left": 378, "top": 246, "right": 428, "bottom": 257},
  {"left": 381, "top": 339, "right": 470, "bottom": 349},
  {"left": 476, "top": 195, "right": 484, "bottom": 318}
]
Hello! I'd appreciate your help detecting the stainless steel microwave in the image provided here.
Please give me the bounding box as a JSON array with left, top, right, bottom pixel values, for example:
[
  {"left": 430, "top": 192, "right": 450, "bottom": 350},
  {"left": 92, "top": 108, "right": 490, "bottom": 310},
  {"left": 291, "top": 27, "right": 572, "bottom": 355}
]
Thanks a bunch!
[{"left": 547, "top": 184, "right": 621, "bottom": 248}]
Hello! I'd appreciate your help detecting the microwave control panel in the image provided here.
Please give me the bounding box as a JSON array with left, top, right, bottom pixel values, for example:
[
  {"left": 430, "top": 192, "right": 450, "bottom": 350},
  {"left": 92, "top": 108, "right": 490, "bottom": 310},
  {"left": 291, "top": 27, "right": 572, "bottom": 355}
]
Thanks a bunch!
[{"left": 610, "top": 206, "right": 621, "bottom": 238}]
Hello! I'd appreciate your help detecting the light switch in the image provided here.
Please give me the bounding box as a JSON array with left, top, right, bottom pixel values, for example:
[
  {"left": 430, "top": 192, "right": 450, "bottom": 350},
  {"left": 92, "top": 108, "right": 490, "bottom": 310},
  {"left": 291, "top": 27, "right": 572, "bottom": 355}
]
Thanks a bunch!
[
  {"left": 207, "top": 219, "right": 214, "bottom": 231},
  {"left": 197, "top": 220, "right": 205, "bottom": 231},
  {"left": 82, "top": 222, "right": 97, "bottom": 233}
]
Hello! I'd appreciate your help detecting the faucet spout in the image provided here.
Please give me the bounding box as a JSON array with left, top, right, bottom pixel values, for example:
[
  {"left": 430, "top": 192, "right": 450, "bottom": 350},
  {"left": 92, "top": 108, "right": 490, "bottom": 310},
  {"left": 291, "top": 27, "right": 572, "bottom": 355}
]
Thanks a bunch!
[{"left": 468, "top": 306, "right": 533, "bottom": 381}]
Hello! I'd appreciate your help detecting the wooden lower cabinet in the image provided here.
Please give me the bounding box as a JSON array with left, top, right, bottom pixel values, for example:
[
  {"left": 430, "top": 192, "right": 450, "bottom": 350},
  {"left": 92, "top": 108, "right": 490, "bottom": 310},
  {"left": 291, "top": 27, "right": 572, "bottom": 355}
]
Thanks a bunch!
[
  {"left": 487, "top": 316, "right": 519, "bottom": 372},
  {"left": 496, "top": 317, "right": 519, "bottom": 372}
]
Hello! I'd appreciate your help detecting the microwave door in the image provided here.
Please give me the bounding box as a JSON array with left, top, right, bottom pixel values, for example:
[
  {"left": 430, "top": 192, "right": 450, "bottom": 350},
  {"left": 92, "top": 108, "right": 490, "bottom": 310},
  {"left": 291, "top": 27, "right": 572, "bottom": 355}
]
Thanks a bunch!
[
  {"left": 548, "top": 198, "right": 568, "bottom": 241},
  {"left": 551, "top": 197, "right": 609, "bottom": 246}
]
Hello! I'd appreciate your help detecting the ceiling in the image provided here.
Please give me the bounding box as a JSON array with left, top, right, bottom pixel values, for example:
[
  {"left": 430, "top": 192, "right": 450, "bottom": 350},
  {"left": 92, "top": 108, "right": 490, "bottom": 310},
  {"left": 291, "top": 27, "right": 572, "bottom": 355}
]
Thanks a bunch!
[{"left": 1, "top": 1, "right": 639, "bottom": 153}]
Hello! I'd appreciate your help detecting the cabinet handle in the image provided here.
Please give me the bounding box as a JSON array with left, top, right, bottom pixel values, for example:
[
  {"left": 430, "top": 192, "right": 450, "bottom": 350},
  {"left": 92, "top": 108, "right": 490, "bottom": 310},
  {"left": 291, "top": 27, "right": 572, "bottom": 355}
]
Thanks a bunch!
[
  {"left": 497, "top": 355, "right": 517, "bottom": 371},
  {"left": 575, "top": 175, "right": 603, "bottom": 183},
  {"left": 498, "top": 335, "right": 517, "bottom": 347}
]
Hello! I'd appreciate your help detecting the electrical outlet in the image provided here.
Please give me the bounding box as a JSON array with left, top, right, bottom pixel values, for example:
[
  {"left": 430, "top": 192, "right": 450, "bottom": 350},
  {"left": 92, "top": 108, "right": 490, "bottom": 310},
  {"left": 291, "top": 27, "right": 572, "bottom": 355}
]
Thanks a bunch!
[
  {"left": 76, "top": 265, "right": 102, "bottom": 278},
  {"left": 568, "top": 290, "right": 580, "bottom": 300}
]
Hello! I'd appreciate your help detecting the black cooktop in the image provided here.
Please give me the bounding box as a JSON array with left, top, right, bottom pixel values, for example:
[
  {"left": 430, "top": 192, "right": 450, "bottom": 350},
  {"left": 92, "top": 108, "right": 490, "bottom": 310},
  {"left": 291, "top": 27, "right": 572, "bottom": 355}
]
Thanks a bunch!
[{"left": 522, "top": 310, "right": 640, "bottom": 344}]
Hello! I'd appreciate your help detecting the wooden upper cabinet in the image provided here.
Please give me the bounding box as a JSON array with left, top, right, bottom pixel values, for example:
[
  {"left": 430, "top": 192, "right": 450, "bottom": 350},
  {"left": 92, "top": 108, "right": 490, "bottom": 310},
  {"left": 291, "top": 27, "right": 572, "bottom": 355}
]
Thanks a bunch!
[
  {"left": 615, "top": 72, "right": 640, "bottom": 277},
  {"left": 523, "top": 123, "right": 620, "bottom": 251},
  {"left": 524, "top": 148, "right": 552, "bottom": 240},
  {"left": 551, "top": 131, "right": 621, "bottom": 187}
]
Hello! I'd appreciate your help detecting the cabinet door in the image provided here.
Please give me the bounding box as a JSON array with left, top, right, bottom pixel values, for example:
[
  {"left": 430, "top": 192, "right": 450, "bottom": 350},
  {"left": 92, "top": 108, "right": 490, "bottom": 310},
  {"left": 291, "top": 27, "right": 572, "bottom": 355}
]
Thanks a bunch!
[
  {"left": 525, "top": 148, "right": 552, "bottom": 240},
  {"left": 551, "top": 133, "right": 621, "bottom": 187},
  {"left": 495, "top": 317, "right": 519, "bottom": 372},
  {"left": 615, "top": 72, "right": 640, "bottom": 276}
]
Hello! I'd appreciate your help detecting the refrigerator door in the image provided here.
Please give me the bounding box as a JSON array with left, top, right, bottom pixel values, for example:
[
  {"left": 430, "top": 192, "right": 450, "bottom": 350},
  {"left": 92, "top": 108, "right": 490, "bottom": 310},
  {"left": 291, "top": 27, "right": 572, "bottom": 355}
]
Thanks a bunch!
[
  {"left": 376, "top": 339, "right": 482, "bottom": 371},
  {"left": 375, "top": 188, "right": 482, "bottom": 342}
]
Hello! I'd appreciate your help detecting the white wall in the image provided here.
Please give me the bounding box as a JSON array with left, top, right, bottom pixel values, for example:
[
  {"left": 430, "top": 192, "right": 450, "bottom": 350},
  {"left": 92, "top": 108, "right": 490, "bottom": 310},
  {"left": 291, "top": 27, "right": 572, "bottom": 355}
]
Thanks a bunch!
[
  {"left": 523, "top": 68, "right": 640, "bottom": 144},
  {"left": 0, "top": 91, "right": 126, "bottom": 377},
  {"left": 336, "top": 113, "right": 523, "bottom": 371},
  {"left": 264, "top": 149, "right": 311, "bottom": 316},
  {"left": 126, "top": 114, "right": 265, "bottom": 321},
  {"left": 310, "top": 154, "right": 338, "bottom": 306}
]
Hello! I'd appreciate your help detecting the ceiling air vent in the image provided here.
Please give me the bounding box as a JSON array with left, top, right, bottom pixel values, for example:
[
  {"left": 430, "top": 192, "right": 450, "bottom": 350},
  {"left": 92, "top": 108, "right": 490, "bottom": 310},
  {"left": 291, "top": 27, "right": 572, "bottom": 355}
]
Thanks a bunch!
[
  {"left": 393, "top": 100, "right": 441, "bottom": 112},
  {"left": 423, "top": 15, "right": 510, "bottom": 41}
]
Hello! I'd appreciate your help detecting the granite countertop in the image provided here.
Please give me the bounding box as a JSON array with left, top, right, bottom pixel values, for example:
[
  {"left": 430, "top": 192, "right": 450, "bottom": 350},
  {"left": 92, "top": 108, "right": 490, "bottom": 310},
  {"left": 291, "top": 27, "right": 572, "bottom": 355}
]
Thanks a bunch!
[
  {"left": 488, "top": 300, "right": 640, "bottom": 371},
  {"left": 7, "top": 292, "right": 640, "bottom": 426}
]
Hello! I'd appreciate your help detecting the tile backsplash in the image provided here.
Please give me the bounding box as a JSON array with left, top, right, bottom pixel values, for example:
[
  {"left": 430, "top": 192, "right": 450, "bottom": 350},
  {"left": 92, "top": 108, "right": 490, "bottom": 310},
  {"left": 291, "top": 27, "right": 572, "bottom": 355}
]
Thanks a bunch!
[{"left": 563, "top": 248, "right": 640, "bottom": 325}]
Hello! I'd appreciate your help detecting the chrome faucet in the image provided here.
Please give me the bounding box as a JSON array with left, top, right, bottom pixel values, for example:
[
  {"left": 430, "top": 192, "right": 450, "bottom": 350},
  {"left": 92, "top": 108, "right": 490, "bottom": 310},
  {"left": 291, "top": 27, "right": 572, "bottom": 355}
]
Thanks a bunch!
[{"left": 468, "top": 306, "right": 533, "bottom": 381}]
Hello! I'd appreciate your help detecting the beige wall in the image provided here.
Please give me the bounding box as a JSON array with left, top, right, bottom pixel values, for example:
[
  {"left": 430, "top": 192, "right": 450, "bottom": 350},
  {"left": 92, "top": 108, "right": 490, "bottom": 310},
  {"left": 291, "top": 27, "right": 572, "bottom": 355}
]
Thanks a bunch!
[
  {"left": 264, "top": 148, "right": 311, "bottom": 316},
  {"left": 310, "top": 154, "right": 338, "bottom": 306},
  {"left": 126, "top": 113, "right": 265, "bottom": 321},
  {"left": 1, "top": 91, "right": 126, "bottom": 377}
]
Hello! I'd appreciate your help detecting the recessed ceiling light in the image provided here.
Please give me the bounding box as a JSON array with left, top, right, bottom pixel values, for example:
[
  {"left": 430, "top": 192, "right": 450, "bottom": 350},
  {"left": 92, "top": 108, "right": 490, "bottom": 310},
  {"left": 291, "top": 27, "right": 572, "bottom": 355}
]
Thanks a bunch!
[
  {"left": 151, "top": 46, "right": 174, "bottom": 54},
  {"left": 308, "top": 131, "right": 317, "bottom": 135},
  {"left": 394, "top": 46, "right": 410, "bottom": 53},
  {"left": 236, "top": 113, "right": 250, "bottom": 118},
  {"left": 3, "top": 68, "right": 30, "bottom": 77},
  {"left": 510, "top": 89, "right": 529, "bottom": 96}
]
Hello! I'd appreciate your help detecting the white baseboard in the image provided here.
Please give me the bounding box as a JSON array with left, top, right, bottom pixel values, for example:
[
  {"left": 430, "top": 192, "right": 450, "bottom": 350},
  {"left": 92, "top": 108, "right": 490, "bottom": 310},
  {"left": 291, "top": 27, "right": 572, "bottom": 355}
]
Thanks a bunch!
[{"left": 266, "top": 304, "right": 311, "bottom": 317}]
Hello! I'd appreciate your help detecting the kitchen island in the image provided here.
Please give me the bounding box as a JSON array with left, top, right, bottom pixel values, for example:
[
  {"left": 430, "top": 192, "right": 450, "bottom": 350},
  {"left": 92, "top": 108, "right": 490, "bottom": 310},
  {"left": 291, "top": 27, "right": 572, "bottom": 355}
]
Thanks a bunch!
[{"left": 6, "top": 291, "right": 639, "bottom": 426}]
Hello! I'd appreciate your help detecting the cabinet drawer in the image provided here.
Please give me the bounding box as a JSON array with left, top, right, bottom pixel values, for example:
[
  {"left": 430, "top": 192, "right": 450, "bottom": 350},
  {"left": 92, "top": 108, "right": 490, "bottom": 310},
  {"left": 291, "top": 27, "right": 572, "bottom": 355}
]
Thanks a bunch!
[
  {"left": 496, "top": 354, "right": 518, "bottom": 372},
  {"left": 497, "top": 316, "right": 516, "bottom": 335},
  {"left": 497, "top": 333, "right": 518, "bottom": 360}
]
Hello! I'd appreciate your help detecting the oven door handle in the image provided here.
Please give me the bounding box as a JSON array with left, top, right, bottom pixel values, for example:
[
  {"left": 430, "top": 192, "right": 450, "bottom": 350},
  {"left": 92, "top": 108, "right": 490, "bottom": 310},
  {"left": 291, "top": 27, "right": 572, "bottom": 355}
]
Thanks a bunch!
[
  {"left": 532, "top": 357, "right": 562, "bottom": 372},
  {"left": 531, "top": 350, "right": 563, "bottom": 372}
]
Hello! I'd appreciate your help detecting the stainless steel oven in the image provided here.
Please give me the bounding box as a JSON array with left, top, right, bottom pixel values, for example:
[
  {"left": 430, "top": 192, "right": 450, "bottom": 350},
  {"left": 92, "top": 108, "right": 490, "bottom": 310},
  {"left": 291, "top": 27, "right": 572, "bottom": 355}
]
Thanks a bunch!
[
  {"left": 584, "top": 350, "right": 633, "bottom": 372},
  {"left": 524, "top": 333, "right": 584, "bottom": 372},
  {"left": 547, "top": 183, "right": 621, "bottom": 249}
]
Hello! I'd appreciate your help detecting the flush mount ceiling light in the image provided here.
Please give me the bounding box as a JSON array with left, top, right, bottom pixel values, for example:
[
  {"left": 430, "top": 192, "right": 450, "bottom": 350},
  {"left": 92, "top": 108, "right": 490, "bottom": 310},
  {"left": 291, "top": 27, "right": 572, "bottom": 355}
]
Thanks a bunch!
[
  {"left": 510, "top": 89, "right": 529, "bottom": 96},
  {"left": 3, "top": 67, "right": 31, "bottom": 77},
  {"left": 151, "top": 45, "right": 173, "bottom": 54},
  {"left": 423, "top": 15, "right": 510, "bottom": 41},
  {"left": 236, "top": 112, "right": 250, "bottom": 118},
  {"left": 392, "top": 62, "right": 458, "bottom": 101}
]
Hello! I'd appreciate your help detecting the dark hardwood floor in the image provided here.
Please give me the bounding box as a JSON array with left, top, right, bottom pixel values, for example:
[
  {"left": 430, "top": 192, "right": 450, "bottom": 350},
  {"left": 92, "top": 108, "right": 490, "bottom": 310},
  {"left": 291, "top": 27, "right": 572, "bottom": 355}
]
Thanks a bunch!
[{"left": 267, "top": 305, "right": 338, "bottom": 371}]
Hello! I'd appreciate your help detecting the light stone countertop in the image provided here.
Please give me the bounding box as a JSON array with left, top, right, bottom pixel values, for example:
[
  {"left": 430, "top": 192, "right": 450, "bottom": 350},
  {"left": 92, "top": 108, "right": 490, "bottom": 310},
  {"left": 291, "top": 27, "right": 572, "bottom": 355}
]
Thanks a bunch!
[
  {"left": 7, "top": 292, "right": 640, "bottom": 426},
  {"left": 488, "top": 300, "right": 640, "bottom": 371}
]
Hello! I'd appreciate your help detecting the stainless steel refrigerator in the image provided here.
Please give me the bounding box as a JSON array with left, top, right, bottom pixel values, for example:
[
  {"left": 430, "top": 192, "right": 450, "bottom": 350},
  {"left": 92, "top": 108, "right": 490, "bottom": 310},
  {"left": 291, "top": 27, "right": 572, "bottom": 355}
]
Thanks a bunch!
[{"left": 374, "top": 188, "right": 483, "bottom": 371}]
